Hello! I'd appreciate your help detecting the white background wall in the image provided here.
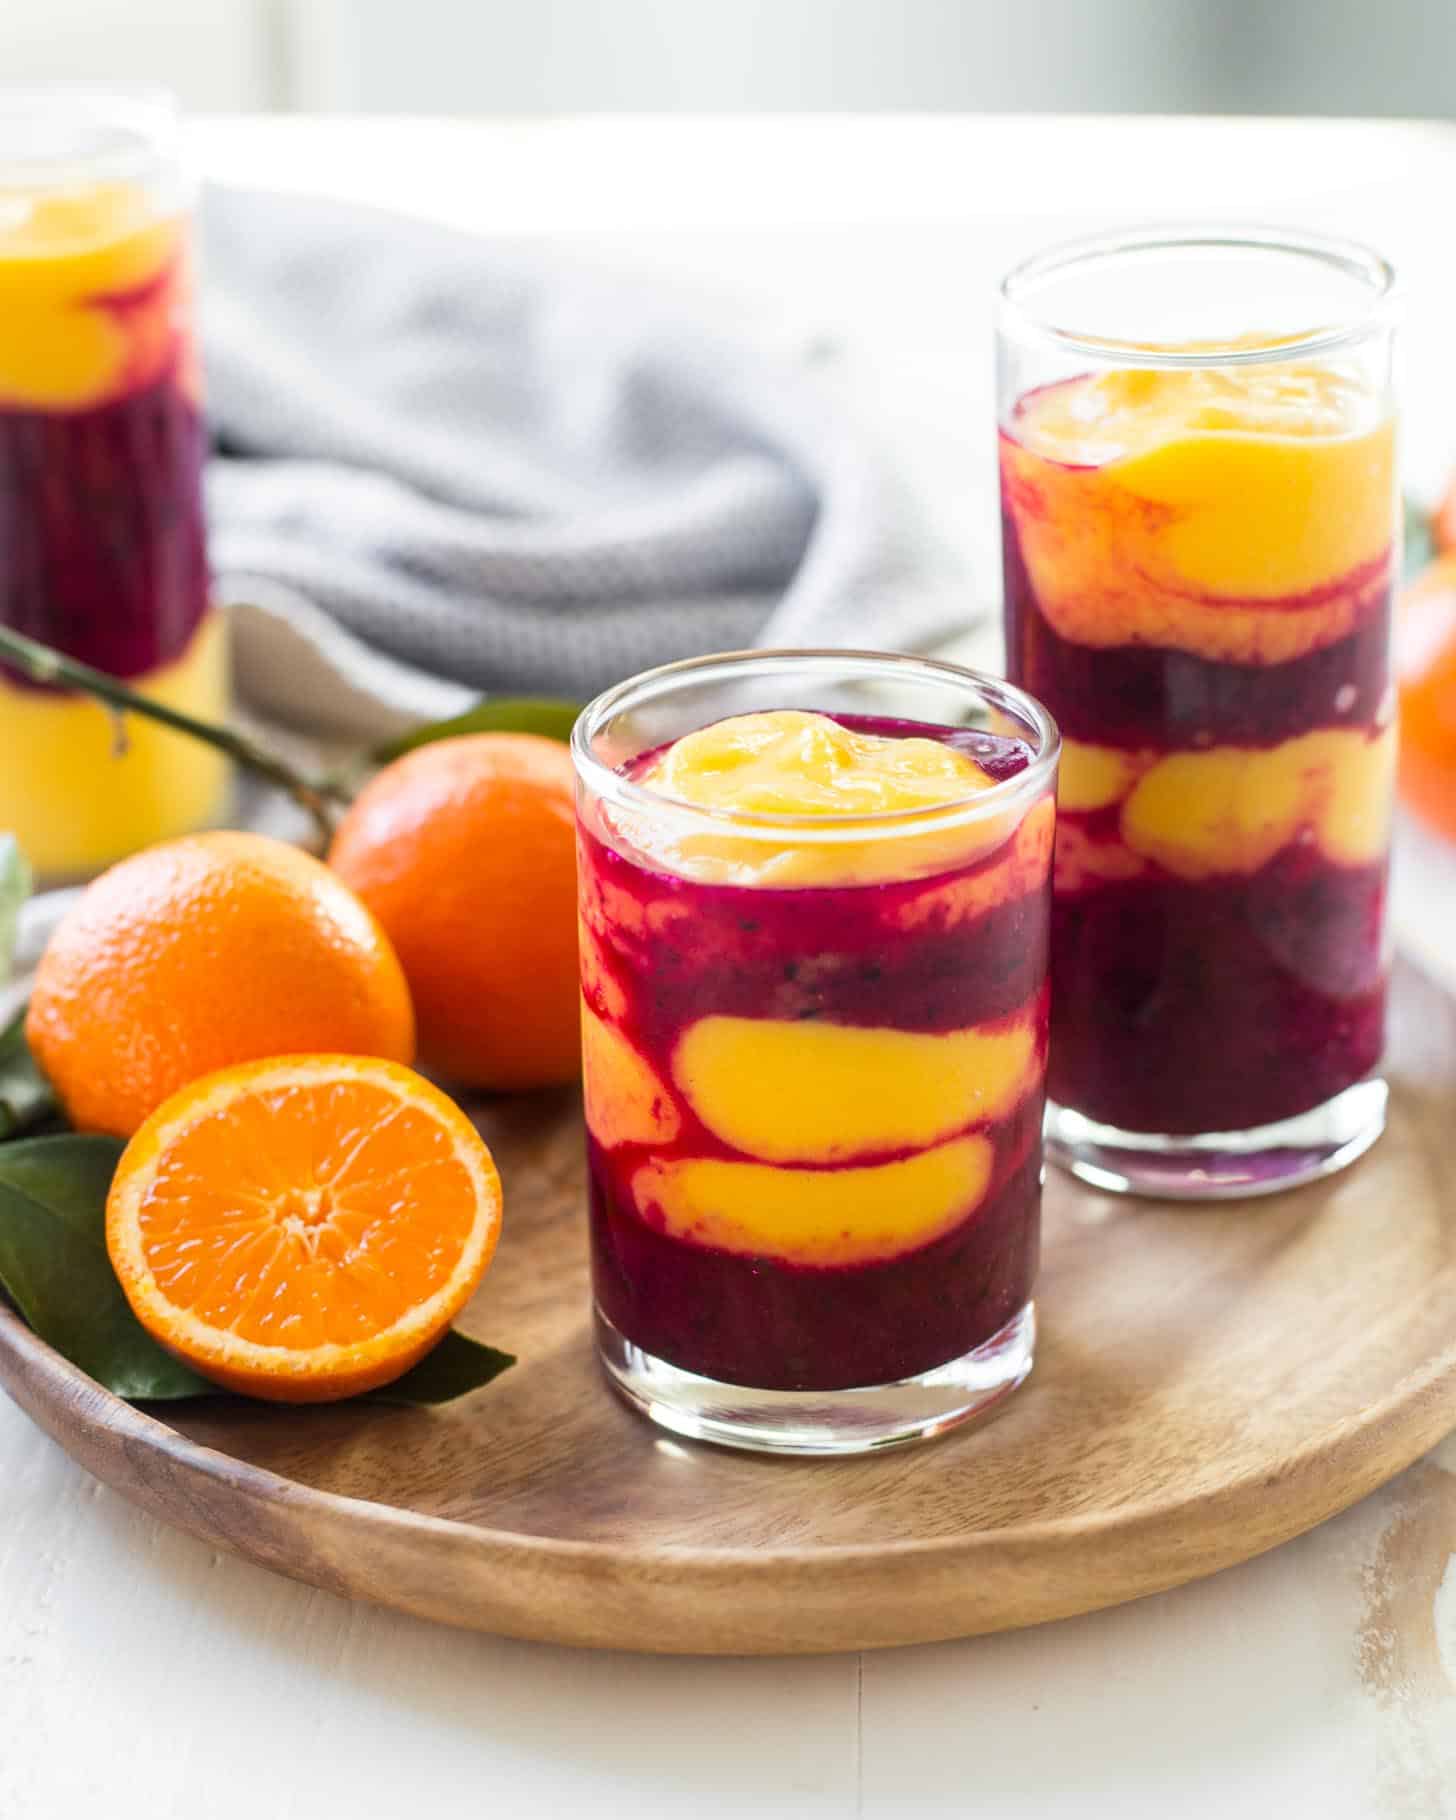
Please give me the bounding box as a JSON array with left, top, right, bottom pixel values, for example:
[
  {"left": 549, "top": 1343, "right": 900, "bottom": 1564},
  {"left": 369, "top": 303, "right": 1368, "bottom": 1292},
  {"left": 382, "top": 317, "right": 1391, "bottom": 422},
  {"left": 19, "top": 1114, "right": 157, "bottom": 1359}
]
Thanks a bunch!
[
  {"left": 1, "top": 0, "right": 280, "bottom": 111},
  {"left": 3, "top": 0, "right": 1455, "bottom": 116},
  {"left": 282, "top": 0, "right": 1456, "bottom": 116}
]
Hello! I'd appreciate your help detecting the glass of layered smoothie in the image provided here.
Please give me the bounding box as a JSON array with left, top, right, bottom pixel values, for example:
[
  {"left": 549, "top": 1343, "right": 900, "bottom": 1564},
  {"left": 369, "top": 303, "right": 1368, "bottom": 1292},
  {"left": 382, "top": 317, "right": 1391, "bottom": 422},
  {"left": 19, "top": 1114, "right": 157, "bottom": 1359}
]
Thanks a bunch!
[
  {"left": 999, "top": 229, "right": 1397, "bottom": 1197},
  {"left": 572, "top": 651, "right": 1059, "bottom": 1453},
  {"left": 0, "top": 87, "right": 226, "bottom": 879}
]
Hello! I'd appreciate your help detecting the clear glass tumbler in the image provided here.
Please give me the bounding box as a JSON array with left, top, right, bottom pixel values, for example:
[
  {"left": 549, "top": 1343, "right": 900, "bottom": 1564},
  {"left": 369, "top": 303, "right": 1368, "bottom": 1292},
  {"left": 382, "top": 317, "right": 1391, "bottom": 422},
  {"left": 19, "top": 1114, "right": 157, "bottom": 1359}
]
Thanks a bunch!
[
  {"left": 999, "top": 228, "right": 1398, "bottom": 1198},
  {"left": 0, "top": 86, "right": 227, "bottom": 879},
  {"left": 572, "top": 649, "right": 1059, "bottom": 1454}
]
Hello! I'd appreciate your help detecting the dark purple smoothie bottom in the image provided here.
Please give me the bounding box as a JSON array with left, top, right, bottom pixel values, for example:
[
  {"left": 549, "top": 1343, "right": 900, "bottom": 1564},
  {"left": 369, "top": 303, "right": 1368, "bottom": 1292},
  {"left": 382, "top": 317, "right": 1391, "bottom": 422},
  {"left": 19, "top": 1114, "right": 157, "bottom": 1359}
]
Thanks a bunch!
[
  {"left": 0, "top": 368, "right": 209, "bottom": 685},
  {"left": 588, "top": 1123, "right": 1041, "bottom": 1393},
  {"left": 1049, "top": 850, "right": 1388, "bottom": 1135}
]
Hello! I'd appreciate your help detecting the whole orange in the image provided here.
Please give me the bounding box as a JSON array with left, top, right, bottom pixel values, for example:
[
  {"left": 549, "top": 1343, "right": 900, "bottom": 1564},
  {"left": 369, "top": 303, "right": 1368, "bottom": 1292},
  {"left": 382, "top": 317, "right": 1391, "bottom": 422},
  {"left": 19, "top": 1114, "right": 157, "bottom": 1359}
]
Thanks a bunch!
[
  {"left": 1399, "top": 554, "right": 1456, "bottom": 840},
  {"left": 328, "top": 733, "right": 579, "bottom": 1092},
  {"left": 27, "top": 831, "right": 415, "bottom": 1138}
]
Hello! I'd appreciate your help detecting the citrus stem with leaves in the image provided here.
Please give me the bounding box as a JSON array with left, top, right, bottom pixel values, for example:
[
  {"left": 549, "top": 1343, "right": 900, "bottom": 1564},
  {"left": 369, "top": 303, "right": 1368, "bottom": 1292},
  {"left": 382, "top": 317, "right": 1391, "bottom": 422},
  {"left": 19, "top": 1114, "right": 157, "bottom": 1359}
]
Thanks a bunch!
[{"left": 0, "top": 623, "right": 349, "bottom": 845}]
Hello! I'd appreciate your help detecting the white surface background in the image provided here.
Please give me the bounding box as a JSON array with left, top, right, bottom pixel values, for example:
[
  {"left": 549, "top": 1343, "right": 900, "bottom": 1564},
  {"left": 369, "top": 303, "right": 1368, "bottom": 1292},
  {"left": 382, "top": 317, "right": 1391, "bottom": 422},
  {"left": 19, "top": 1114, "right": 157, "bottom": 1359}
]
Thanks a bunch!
[{"left": 5, "top": 115, "right": 1456, "bottom": 1818}]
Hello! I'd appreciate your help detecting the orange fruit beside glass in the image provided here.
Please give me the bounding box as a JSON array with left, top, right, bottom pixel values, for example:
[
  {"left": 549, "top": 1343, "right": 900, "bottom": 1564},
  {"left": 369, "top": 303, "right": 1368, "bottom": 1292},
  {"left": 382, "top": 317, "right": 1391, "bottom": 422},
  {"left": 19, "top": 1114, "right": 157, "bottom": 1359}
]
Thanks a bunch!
[
  {"left": 329, "top": 733, "right": 580, "bottom": 1092},
  {"left": 107, "top": 1054, "right": 502, "bottom": 1401},
  {"left": 26, "top": 830, "right": 415, "bottom": 1138},
  {"left": 1398, "top": 553, "right": 1456, "bottom": 841},
  {"left": 23, "top": 729, "right": 590, "bottom": 1402}
]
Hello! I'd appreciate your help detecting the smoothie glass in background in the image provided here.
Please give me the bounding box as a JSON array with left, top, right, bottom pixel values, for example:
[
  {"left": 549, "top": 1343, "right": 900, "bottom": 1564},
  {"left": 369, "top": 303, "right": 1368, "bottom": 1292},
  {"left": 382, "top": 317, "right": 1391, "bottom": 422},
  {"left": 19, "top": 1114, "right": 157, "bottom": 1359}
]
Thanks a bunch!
[
  {"left": 0, "top": 87, "right": 226, "bottom": 878},
  {"left": 572, "top": 650, "right": 1059, "bottom": 1454},
  {"left": 999, "top": 229, "right": 1398, "bottom": 1198}
]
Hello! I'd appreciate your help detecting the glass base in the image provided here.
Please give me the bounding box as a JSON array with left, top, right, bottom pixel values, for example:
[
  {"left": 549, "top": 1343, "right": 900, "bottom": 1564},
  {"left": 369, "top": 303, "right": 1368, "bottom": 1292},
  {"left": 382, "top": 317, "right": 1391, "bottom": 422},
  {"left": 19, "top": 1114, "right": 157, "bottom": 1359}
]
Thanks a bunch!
[
  {"left": 1045, "top": 1077, "right": 1388, "bottom": 1201},
  {"left": 595, "top": 1302, "right": 1035, "bottom": 1456}
]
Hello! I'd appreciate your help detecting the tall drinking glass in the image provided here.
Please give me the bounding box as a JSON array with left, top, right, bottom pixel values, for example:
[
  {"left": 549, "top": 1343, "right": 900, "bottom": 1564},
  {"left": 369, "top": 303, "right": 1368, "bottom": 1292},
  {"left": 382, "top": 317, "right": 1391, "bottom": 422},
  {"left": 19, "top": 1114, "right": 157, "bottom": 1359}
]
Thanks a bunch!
[
  {"left": 573, "top": 651, "right": 1058, "bottom": 1453},
  {"left": 999, "top": 229, "right": 1397, "bottom": 1197},
  {"left": 0, "top": 86, "right": 226, "bottom": 878}
]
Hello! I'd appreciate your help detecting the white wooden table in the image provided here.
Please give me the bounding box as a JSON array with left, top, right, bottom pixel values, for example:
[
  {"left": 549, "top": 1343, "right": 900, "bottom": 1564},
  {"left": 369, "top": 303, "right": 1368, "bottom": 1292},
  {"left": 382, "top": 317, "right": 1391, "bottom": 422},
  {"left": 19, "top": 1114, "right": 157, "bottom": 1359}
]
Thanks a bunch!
[{"left": 6, "top": 116, "right": 1456, "bottom": 1820}]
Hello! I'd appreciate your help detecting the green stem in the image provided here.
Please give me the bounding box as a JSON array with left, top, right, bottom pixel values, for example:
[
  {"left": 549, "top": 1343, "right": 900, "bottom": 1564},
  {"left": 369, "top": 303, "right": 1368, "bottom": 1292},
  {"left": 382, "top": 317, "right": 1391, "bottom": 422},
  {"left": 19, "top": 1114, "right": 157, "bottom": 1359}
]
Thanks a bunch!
[{"left": 0, "top": 625, "right": 350, "bottom": 847}]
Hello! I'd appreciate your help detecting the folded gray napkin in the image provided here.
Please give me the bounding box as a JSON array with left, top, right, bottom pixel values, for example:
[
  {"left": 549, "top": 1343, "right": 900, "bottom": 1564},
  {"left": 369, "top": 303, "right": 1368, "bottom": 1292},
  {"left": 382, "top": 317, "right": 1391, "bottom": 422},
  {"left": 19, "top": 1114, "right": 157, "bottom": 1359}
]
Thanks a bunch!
[{"left": 201, "top": 186, "right": 969, "bottom": 733}]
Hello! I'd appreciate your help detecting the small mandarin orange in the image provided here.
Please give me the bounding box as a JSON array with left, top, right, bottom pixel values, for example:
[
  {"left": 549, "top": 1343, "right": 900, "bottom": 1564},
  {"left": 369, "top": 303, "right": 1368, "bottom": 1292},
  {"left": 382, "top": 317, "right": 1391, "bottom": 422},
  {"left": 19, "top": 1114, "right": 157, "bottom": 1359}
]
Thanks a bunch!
[
  {"left": 328, "top": 733, "right": 579, "bottom": 1092},
  {"left": 26, "top": 831, "right": 415, "bottom": 1138},
  {"left": 1433, "top": 475, "right": 1456, "bottom": 556},
  {"left": 1399, "top": 555, "right": 1456, "bottom": 841},
  {"left": 106, "top": 1053, "right": 502, "bottom": 1401}
]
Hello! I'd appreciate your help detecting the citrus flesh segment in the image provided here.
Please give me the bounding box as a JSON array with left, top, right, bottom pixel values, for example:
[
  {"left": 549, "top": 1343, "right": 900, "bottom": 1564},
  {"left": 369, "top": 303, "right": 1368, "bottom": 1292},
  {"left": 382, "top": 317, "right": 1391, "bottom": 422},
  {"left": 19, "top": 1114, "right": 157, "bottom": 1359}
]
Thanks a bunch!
[{"left": 106, "top": 1055, "right": 502, "bottom": 1401}]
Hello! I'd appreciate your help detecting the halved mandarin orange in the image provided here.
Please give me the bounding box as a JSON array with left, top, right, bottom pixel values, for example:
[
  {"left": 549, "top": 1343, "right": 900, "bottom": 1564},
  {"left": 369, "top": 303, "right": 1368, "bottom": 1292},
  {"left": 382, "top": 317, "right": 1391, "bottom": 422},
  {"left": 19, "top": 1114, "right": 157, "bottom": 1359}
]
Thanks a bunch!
[{"left": 106, "top": 1055, "right": 502, "bottom": 1402}]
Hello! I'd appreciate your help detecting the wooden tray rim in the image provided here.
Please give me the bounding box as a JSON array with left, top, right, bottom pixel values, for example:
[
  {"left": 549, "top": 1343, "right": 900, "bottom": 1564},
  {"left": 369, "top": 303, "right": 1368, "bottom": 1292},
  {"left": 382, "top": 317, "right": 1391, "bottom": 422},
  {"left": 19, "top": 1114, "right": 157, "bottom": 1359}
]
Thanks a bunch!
[{"left": 5, "top": 1284, "right": 1456, "bottom": 1595}]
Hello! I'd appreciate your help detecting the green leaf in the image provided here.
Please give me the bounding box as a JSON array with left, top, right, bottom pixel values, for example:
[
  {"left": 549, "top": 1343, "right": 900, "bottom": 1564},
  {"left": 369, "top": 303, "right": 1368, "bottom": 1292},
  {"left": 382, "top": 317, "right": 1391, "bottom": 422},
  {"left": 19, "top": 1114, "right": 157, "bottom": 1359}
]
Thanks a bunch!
[
  {"left": 0, "top": 1135, "right": 206, "bottom": 1398},
  {"left": 1405, "top": 496, "right": 1436, "bottom": 580},
  {"left": 366, "top": 1330, "right": 516, "bottom": 1405},
  {"left": 0, "top": 835, "right": 28, "bottom": 987},
  {"left": 0, "top": 1007, "right": 59, "bottom": 1141},
  {"left": 371, "top": 697, "right": 580, "bottom": 764},
  {"left": 0, "top": 1134, "right": 515, "bottom": 1407}
]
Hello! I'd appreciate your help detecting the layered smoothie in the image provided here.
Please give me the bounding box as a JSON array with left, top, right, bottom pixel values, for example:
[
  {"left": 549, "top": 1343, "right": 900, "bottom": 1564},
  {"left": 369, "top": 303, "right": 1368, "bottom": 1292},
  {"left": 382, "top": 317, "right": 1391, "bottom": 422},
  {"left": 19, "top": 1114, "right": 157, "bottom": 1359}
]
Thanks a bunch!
[
  {"left": 577, "top": 707, "right": 1055, "bottom": 1396},
  {"left": 0, "top": 167, "right": 225, "bottom": 876},
  {"left": 1001, "top": 360, "right": 1396, "bottom": 1138}
]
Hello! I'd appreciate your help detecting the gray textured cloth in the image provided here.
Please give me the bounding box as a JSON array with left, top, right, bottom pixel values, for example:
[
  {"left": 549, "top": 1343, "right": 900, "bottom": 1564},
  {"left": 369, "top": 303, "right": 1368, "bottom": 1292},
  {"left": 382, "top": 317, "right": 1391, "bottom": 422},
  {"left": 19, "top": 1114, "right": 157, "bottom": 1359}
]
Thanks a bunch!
[{"left": 201, "top": 186, "right": 964, "bottom": 725}]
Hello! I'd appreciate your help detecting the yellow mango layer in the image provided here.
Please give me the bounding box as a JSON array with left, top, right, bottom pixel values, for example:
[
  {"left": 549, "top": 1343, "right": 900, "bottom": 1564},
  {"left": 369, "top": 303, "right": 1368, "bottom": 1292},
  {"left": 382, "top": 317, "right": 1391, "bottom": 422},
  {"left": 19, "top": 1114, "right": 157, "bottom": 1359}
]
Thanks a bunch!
[
  {"left": 581, "top": 998, "right": 680, "bottom": 1149},
  {"left": 1004, "top": 363, "right": 1395, "bottom": 664},
  {"left": 0, "top": 183, "right": 181, "bottom": 408},
  {"left": 632, "top": 1134, "right": 994, "bottom": 1267},
  {"left": 0, "top": 613, "right": 229, "bottom": 877},
  {"left": 646, "top": 709, "right": 994, "bottom": 815},
  {"left": 673, "top": 1010, "right": 1037, "bottom": 1164},
  {"left": 625, "top": 710, "right": 1014, "bottom": 886},
  {"left": 1054, "top": 726, "right": 1395, "bottom": 884},
  {"left": 1057, "top": 740, "right": 1150, "bottom": 815}
]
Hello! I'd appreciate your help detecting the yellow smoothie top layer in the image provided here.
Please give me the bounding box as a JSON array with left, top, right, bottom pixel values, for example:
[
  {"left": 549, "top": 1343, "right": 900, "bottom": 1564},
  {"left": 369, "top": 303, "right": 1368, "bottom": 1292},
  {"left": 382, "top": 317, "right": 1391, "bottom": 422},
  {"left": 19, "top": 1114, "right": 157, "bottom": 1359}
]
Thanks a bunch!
[
  {"left": 1015, "top": 359, "right": 1382, "bottom": 464},
  {"left": 1003, "top": 359, "right": 1396, "bottom": 664},
  {"left": 0, "top": 181, "right": 183, "bottom": 409},
  {"left": 622, "top": 710, "right": 1015, "bottom": 887},
  {"left": 642, "top": 710, "right": 995, "bottom": 815}
]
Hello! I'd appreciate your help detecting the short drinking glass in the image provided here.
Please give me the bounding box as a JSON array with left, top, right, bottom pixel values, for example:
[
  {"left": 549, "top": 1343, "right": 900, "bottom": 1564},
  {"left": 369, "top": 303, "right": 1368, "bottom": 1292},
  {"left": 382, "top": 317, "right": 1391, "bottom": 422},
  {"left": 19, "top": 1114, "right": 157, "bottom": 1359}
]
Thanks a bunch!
[{"left": 572, "top": 650, "right": 1058, "bottom": 1454}]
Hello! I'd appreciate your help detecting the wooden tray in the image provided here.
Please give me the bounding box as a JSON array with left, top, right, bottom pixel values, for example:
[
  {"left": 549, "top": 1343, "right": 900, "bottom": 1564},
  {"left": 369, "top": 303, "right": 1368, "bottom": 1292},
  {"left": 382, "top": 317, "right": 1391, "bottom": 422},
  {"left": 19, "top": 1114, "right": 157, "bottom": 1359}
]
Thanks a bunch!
[{"left": 4, "top": 910, "right": 1456, "bottom": 1654}]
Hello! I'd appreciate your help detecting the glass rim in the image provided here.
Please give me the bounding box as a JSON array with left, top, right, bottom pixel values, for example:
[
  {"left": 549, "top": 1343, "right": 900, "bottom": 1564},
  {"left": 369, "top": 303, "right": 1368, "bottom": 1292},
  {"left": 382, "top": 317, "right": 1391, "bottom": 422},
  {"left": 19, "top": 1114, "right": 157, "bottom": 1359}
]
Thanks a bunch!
[
  {"left": 998, "top": 224, "right": 1397, "bottom": 369},
  {"left": 571, "top": 647, "right": 1061, "bottom": 842},
  {"left": 0, "top": 83, "right": 181, "bottom": 193}
]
